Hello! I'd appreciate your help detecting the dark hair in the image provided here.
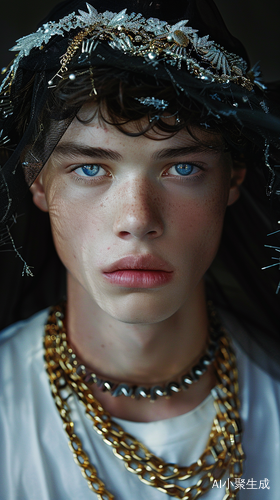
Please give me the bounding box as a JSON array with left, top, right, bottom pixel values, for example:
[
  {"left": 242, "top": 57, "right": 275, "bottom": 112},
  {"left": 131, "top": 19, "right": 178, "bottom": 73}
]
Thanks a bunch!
[
  {"left": 10, "top": 64, "right": 256, "bottom": 182},
  {"left": 53, "top": 66, "right": 252, "bottom": 160}
]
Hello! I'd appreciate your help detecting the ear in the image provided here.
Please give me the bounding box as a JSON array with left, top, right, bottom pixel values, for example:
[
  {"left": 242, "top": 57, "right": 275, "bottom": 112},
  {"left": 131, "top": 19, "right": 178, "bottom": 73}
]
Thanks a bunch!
[
  {"left": 227, "top": 161, "right": 246, "bottom": 206},
  {"left": 29, "top": 175, "right": 49, "bottom": 212}
]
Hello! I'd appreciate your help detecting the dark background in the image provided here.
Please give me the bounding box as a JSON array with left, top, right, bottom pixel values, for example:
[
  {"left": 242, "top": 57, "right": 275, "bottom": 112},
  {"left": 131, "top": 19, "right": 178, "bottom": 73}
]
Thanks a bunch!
[{"left": 1, "top": 0, "right": 280, "bottom": 81}]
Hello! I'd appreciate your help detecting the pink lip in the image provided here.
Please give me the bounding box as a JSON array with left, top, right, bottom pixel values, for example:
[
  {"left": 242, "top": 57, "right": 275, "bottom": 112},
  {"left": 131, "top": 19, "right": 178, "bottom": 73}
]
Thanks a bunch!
[{"left": 102, "top": 255, "right": 174, "bottom": 288}]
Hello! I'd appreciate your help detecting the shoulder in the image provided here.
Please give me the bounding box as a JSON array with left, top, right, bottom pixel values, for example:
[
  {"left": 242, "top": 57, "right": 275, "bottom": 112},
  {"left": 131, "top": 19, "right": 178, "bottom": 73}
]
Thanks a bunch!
[
  {"left": 218, "top": 307, "right": 280, "bottom": 488},
  {"left": 218, "top": 306, "right": 280, "bottom": 415},
  {"left": 0, "top": 309, "right": 49, "bottom": 391},
  {"left": 0, "top": 308, "right": 49, "bottom": 346},
  {"left": 219, "top": 306, "right": 280, "bottom": 379}
]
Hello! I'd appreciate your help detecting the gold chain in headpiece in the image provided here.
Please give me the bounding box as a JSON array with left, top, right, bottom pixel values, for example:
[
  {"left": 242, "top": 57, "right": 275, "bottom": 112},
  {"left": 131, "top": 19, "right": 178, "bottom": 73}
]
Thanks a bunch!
[{"left": 44, "top": 303, "right": 245, "bottom": 499}]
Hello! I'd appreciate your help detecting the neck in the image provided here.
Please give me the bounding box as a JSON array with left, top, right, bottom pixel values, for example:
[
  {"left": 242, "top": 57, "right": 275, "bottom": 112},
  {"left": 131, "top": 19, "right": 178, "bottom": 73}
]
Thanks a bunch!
[{"left": 66, "top": 274, "right": 217, "bottom": 421}]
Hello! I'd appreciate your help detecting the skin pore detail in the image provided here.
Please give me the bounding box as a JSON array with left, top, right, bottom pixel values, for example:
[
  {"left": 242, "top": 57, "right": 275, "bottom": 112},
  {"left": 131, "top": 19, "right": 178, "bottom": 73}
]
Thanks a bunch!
[{"left": 30, "top": 107, "right": 245, "bottom": 422}]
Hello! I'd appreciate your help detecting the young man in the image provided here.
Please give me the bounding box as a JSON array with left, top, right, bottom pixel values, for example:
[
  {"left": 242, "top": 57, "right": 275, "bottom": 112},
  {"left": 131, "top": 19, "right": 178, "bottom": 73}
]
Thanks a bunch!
[{"left": 0, "top": 1, "right": 280, "bottom": 499}]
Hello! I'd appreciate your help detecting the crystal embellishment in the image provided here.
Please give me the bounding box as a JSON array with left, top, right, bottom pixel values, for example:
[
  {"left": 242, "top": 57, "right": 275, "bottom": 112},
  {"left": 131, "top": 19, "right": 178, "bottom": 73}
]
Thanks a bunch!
[{"left": 1, "top": 2, "right": 253, "bottom": 95}]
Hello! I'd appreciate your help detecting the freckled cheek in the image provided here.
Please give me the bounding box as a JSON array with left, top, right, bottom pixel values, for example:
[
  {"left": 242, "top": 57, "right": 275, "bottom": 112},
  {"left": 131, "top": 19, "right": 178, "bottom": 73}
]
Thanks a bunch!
[{"left": 170, "top": 191, "right": 228, "bottom": 256}]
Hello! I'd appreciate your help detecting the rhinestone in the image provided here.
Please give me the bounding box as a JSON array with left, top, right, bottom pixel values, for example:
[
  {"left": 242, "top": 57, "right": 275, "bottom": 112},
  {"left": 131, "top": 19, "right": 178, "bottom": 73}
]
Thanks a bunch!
[
  {"left": 135, "top": 35, "right": 142, "bottom": 42},
  {"left": 148, "top": 52, "right": 157, "bottom": 60},
  {"left": 167, "top": 34, "right": 173, "bottom": 41},
  {"left": 48, "top": 80, "right": 54, "bottom": 86},
  {"left": 173, "top": 30, "right": 189, "bottom": 47},
  {"left": 69, "top": 73, "right": 76, "bottom": 80},
  {"left": 242, "top": 96, "right": 249, "bottom": 103},
  {"left": 78, "top": 53, "right": 89, "bottom": 64}
]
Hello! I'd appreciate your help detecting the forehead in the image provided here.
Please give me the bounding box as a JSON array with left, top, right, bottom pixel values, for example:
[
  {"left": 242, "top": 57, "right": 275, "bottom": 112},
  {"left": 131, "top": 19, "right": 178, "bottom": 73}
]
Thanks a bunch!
[{"left": 57, "top": 103, "right": 225, "bottom": 153}]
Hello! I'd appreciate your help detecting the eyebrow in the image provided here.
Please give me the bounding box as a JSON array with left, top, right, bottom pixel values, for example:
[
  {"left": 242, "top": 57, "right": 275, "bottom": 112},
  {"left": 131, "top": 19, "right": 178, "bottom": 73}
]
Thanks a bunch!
[
  {"left": 52, "top": 142, "right": 223, "bottom": 162},
  {"left": 151, "top": 144, "right": 222, "bottom": 160},
  {"left": 52, "top": 143, "right": 122, "bottom": 161}
]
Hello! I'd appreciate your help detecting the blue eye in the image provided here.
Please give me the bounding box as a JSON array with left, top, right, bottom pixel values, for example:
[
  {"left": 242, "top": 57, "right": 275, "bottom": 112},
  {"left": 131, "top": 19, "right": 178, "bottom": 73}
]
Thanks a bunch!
[
  {"left": 74, "top": 164, "right": 106, "bottom": 177},
  {"left": 168, "top": 163, "right": 200, "bottom": 176},
  {"left": 175, "top": 164, "right": 194, "bottom": 175},
  {"left": 82, "top": 165, "right": 99, "bottom": 176}
]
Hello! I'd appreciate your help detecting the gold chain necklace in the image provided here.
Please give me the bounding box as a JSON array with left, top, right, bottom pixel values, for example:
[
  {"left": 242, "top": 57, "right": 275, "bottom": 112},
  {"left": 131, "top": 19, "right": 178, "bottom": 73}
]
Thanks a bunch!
[
  {"left": 47, "top": 307, "right": 221, "bottom": 401},
  {"left": 44, "top": 303, "right": 245, "bottom": 499}
]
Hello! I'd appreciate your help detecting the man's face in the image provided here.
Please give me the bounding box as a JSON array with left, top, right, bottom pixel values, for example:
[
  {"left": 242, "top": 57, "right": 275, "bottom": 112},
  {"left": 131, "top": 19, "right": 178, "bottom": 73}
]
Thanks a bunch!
[{"left": 32, "top": 108, "right": 240, "bottom": 324}]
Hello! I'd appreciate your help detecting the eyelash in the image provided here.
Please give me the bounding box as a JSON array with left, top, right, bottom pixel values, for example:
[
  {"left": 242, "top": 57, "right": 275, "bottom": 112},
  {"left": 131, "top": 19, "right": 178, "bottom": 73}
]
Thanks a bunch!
[
  {"left": 71, "top": 162, "right": 204, "bottom": 182},
  {"left": 72, "top": 164, "right": 110, "bottom": 181},
  {"left": 163, "top": 162, "right": 203, "bottom": 178}
]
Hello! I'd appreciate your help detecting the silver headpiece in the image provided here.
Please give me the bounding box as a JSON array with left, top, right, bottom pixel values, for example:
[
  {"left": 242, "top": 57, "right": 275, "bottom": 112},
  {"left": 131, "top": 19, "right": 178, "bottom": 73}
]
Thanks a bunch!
[{"left": 1, "top": 3, "right": 255, "bottom": 95}]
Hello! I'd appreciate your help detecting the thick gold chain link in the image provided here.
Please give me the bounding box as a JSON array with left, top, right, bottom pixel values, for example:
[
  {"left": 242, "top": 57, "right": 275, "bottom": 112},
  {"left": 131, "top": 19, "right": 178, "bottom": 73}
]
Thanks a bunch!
[{"left": 44, "top": 304, "right": 244, "bottom": 499}]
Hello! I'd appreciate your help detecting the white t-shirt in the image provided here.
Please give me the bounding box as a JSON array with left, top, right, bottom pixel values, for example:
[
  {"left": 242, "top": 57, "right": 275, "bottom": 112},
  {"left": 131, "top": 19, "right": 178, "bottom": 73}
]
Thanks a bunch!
[{"left": 0, "top": 309, "right": 279, "bottom": 500}]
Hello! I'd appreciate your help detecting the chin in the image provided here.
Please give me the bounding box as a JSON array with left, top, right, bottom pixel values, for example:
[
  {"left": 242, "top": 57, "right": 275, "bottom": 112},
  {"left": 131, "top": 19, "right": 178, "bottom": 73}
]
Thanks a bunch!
[
  {"left": 97, "top": 293, "right": 182, "bottom": 325},
  {"left": 108, "top": 311, "right": 173, "bottom": 325}
]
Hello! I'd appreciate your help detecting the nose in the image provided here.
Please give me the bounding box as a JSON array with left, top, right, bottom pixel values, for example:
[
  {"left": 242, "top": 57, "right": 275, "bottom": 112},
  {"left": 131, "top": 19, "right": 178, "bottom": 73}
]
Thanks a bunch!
[{"left": 113, "top": 178, "right": 164, "bottom": 240}]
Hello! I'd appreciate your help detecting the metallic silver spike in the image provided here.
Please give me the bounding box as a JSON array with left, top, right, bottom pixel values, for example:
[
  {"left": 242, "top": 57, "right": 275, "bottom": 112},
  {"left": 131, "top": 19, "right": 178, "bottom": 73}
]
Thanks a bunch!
[
  {"left": 150, "top": 386, "right": 165, "bottom": 400},
  {"left": 134, "top": 387, "right": 149, "bottom": 399},
  {"left": 112, "top": 384, "right": 133, "bottom": 397}
]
